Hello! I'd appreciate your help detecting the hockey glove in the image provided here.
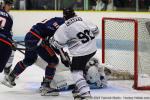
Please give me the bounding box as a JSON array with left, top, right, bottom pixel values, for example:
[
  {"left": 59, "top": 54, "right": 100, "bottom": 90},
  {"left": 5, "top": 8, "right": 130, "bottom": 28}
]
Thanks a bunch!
[{"left": 60, "top": 52, "right": 71, "bottom": 68}]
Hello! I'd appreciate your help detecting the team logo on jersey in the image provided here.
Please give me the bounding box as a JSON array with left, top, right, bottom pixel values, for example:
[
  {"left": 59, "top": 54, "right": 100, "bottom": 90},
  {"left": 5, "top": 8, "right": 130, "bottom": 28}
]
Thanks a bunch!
[{"left": 53, "top": 22, "right": 59, "bottom": 29}]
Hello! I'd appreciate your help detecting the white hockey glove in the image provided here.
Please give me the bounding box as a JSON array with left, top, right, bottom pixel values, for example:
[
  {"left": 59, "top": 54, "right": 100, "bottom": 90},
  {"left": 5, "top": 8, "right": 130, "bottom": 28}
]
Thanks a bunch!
[
  {"left": 91, "top": 26, "right": 99, "bottom": 36},
  {"left": 49, "top": 37, "right": 64, "bottom": 49}
]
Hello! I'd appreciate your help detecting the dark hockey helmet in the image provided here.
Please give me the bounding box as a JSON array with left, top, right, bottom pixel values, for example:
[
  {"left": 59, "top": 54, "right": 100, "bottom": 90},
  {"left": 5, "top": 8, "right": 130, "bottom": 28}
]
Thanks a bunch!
[
  {"left": 63, "top": 7, "right": 76, "bottom": 20},
  {"left": 0, "top": 0, "right": 13, "bottom": 8},
  {"left": 4, "top": 0, "right": 13, "bottom": 4}
]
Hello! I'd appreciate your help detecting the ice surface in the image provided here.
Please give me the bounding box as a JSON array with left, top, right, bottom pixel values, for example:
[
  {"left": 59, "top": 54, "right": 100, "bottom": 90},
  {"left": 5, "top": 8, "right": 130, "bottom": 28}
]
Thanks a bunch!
[{"left": 0, "top": 50, "right": 150, "bottom": 100}]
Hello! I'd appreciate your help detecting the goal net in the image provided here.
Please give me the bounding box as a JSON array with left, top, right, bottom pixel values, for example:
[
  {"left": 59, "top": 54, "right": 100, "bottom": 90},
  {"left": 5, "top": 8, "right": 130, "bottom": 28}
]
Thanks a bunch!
[{"left": 102, "top": 17, "right": 150, "bottom": 90}]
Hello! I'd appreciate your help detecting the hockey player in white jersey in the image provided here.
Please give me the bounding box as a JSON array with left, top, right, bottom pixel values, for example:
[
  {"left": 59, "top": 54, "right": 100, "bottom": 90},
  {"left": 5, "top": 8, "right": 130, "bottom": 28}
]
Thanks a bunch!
[{"left": 52, "top": 7, "right": 99, "bottom": 100}]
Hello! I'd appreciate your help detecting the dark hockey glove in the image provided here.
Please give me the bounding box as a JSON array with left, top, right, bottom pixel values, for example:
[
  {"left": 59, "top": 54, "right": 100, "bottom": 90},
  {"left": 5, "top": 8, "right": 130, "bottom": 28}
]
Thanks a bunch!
[{"left": 60, "top": 52, "right": 71, "bottom": 68}]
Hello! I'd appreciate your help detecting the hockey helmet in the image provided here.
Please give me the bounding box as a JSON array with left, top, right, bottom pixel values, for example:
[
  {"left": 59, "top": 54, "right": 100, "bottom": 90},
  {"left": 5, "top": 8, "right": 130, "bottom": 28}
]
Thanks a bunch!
[
  {"left": 0, "top": 0, "right": 13, "bottom": 8},
  {"left": 63, "top": 7, "right": 76, "bottom": 20},
  {"left": 4, "top": 0, "right": 14, "bottom": 4}
]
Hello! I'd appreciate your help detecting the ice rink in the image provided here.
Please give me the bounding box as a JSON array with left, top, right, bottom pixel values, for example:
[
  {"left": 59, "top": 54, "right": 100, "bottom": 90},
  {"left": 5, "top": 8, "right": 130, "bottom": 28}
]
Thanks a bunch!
[{"left": 0, "top": 50, "right": 150, "bottom": 100}]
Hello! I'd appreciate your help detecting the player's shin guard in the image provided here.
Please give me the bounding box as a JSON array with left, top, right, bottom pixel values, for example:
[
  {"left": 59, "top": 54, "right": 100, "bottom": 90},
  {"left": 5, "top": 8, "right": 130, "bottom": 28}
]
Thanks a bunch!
[
  {"left": 72, "top": 71, "right": 91, "bottom": 99},
  {"left": 11, "top": 61, "right": 27, "bottom": 77},
  {"left": 45, "top": 64, "right": 56, "bottom": 80}
]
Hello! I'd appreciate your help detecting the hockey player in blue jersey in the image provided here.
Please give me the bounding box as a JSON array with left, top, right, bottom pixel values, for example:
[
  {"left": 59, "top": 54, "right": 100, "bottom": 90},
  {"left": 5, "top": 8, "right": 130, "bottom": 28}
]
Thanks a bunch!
[
  {"left": 0, "top": 0, "right": 14, "bottom": 74},
  {"left": 2, "top": 17, "right": 67, "bottom": 96}
]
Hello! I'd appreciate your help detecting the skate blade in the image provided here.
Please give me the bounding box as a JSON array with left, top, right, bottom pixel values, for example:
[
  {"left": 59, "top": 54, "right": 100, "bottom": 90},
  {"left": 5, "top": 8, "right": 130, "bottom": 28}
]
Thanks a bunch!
[
  {"left": 74, "top": 98, "right": 81, "bottom": 100},
  {"left": 0, "top": 80, "right": 13, "bottom": 88},
  {"left": 41, "top": 92, "right": 59, "bottom": 96},
  {"left": 74, "top": 97, "right": 91, "bottom": 100}
]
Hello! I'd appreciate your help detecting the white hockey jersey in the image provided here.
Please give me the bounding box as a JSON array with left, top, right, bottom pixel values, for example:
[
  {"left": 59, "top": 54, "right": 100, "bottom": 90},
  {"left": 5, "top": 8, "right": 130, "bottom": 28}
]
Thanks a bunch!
[{"left": 53, "top": 16, "right": 99, "bottom": 56}]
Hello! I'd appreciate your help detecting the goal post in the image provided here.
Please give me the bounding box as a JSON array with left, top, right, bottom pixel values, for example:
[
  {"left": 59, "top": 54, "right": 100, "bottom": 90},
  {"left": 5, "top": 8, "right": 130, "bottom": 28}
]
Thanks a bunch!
[{"left": 102, "top": 17, "right": 150, "bottom": 90}]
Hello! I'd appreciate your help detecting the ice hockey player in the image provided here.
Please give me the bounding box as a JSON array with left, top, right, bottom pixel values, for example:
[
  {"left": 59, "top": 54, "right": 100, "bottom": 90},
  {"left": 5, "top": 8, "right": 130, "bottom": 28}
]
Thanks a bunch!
[
  {"left": 2, "top": 17, "right": 69, "bottom": 96},
  {"left": 52, "top": 7, "right": 99, "bottom": 100},
  {"left": 0, "top": 0, "right": 15, "bottom": 74}
]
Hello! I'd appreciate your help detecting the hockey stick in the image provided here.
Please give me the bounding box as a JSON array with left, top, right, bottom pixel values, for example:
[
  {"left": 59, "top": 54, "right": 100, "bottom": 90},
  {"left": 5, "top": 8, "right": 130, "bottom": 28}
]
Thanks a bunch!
[
  {"left": 15, "top": 48, "right": 25, "bottom": 55},
  {"left": 12, "top": 39, "right": 49, "bottom": 55},
  {"left": 59, "top": 48, "right": 71, "bottom": 68},
  {"left": 12, "top": 40, "right": 38, "bottom": 53},
  {"left": 52, "top": 49, "right": 74, "bottom": 90}
]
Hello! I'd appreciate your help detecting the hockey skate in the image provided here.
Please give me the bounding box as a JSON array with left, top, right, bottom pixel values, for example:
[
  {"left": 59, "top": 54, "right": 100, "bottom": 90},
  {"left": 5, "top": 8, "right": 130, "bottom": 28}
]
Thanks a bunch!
[
  {"left": 80, "top": 96, "right": 92, "bottom": 100},
  {"left": 3, "top": 65, "right": 19, "bottom": 79},
  {"left": 72, "top": 86, "right": 81, "bottom": 100},
  {"left": 1, "top": 73, "right": 16, "bottom": 88},
  {"left": 74, "top": 93, "right": 92, "bottom": 100},
  {"left": 40, "top": 78, "right": 59, "bottom": 96},
  {"left": 72, "top": 87, "right": 92, "bottom": 100}
]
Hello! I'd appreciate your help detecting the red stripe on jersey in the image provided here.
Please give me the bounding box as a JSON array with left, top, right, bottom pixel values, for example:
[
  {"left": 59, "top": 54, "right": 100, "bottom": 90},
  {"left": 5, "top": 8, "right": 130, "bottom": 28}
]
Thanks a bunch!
[
  {"left": 30, "top": 31, "right": 44, "bottom": 40},
  {"left": 0, "top": 38, "right": 12, "bottom": 46},
  {"left": 42, "top": 45, "right": 55, "bottom": 56}
]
